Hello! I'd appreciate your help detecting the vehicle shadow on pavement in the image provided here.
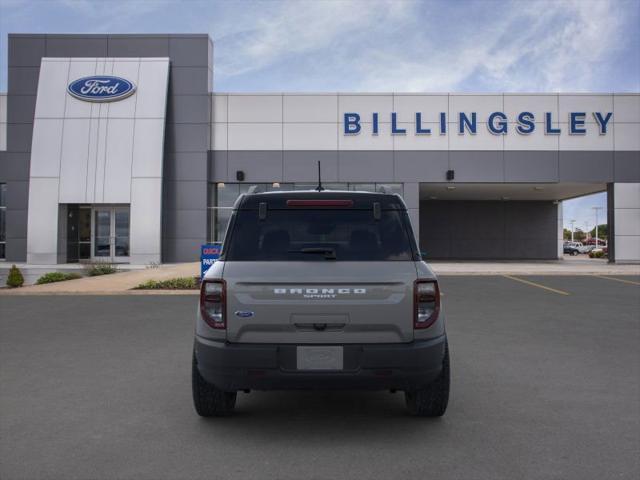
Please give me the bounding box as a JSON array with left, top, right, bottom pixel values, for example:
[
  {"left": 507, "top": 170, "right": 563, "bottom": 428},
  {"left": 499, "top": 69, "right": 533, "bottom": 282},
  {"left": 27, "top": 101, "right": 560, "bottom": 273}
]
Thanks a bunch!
[{"left": 194, "top": 390, "right": 447, "bottom": 438}]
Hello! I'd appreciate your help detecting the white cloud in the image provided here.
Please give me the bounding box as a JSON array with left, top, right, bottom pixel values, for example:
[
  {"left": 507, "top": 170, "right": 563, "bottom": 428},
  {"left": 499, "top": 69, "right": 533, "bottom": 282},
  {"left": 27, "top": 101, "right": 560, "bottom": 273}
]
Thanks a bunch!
[{"left": 212, "top": 0, "right": 635, "bottom": 92}]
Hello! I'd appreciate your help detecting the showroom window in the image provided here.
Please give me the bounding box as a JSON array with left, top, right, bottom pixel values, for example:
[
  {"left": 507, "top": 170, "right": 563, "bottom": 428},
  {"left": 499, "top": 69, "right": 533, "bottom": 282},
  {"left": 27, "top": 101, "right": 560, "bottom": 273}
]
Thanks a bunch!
[
  {"left": 0, "top": 183, "right": 6, "bottom": 259},
  {"left": 207, "top": 182, "right": 403, "bottom": 243}
]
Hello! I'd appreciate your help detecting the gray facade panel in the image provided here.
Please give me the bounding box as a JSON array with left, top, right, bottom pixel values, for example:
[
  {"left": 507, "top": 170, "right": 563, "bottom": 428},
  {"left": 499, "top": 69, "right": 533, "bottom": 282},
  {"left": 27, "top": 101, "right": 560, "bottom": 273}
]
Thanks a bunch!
[
  {"left": 169, "top": 67, "right": 210, "bottom": 95},
  {"left": 504, "top": 151, "right": 559, "bottom": 182},
  {"left": 167, "top": 95, "right": 210, "bottom": 124},
  {"left": 165, "top": 152, "right": 208, "bottom": 181},
  {"left": 283, "top": 151, "right": 339, "bottom": 182},
  {"left": 394, "top": 151, "right": 449, "bottom": 182},
  {"left": 45, "top": 36, "right": 108, "bottom": 57},
  {"left": 163, "top": 209, "right": 208, "bottom": 239},
  {"left": 420, "top": 201, "right": 557, "bottom": 259},
  {"left": 208, "top": 151, "right": 228, "bottom": 182},
  {"left": 607, "top": 183, "right": 615, "bottom": 261},
  {"left": 8, "top": 35, "right": 45, "bottom": 67},
  {"left": 614, "top": 151, "right": 640, "bottom": 182},
  {"left": 5, "top": 180, "right": 29, "bottom": 209},
  {"left": 559, "top": 151, "right": 614, "bottom": 183},
  {"left": 7, "top": 95, "right": 36, "bottom": 124},
  {"left": 169, "top": 37, "right": 211, "bottom": 67},
  {"left": 338, "top": 151, "right": 394, "bottom": 182},
  {"left": 163, "top": 180, "right": 208, "bottom": 211},
  {"left": 165, "top": 123, "right": 209, "bottom": 153},
  {"left": 504, "top": 202, "right": 557, "bottom": 258},
  {"left": 107, "top": 35, "right": 170, "bottom": 57},
  {"left": 7, "top": 67, "right": 40, "bottom": 95},
  {"left": 6, "top": 208, "right": 28, "bottom": 239},
  {"left": 228, "top": 151, "right": 284, "bottom": 182},
  {"left": 5, "top": 236, "right": 27, "bottom": 262},
  {"left": 449, "top": 151, "right": 504, "bottom": 182},
  {"left": 0, "top": 153, "right": 30, "bottom": 181},
  {"left": 162, "top": 237, "right": 204, "bottom": 263},
  {"left": 6, "top": 124, "right": 33, "bottom": 153}
]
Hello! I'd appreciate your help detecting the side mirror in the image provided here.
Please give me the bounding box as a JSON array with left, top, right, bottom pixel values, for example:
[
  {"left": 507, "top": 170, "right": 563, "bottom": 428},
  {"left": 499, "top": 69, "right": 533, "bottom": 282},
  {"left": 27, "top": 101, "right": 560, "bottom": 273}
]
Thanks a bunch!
[{"left": 420, "top": 251, "right": 428, "bottom": 261}]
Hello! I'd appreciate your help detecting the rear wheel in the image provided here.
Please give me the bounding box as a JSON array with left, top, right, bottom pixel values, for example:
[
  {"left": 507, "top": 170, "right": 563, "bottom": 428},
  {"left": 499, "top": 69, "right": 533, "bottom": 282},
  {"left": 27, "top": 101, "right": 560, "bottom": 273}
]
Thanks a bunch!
[
  {"left": 192, "top": 352, "right": 237, "bottom": 417},
  {"left": 405, "top": 341, "right": 450, "bottom": 417},
  {"left": 572, "top": 250, "right": 579, "bottom": 256}
]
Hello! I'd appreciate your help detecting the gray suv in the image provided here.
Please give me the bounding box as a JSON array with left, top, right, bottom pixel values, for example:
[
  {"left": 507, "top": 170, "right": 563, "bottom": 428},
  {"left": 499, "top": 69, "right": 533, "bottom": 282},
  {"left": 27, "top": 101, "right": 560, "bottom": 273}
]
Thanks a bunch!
[{"left": 192, "top": 189, "right": 450, "bottom": 417}]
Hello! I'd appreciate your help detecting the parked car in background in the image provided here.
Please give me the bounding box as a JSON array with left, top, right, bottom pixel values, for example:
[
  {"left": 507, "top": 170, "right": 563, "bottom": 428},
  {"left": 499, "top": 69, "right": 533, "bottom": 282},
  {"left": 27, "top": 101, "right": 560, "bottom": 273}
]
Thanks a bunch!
[
  {"left": 563, "top": 242, "right": 584, "bottom": 255},
  {"left": 563, "top": 243, "right": 581, "bottom": 256}
]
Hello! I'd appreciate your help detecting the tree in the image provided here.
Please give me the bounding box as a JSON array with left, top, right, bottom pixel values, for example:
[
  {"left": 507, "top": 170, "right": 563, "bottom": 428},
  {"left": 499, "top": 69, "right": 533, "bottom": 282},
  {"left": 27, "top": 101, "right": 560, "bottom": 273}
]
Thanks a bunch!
[
  {"left": 589, "top": 224, "right": 608, "bottom": 239},
  {"left": 6, "top": 264, "right": 24, "bottom": 288},
  {"left": 573, "top": 228, "right": 586, "bottom": 242}
]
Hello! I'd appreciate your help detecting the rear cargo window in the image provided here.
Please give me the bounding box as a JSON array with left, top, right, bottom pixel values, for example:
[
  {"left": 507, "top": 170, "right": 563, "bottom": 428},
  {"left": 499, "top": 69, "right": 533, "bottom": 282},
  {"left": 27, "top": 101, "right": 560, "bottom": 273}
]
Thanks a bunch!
[{"left": 224, "top": 209, "right": 416, "bottom": 261}]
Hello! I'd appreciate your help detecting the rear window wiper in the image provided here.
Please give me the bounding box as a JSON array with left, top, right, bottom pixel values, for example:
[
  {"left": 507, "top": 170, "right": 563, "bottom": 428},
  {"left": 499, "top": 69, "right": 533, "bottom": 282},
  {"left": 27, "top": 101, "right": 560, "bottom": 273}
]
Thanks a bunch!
[{"left": 288, "top": 247, "right": 337, "bottom": 260}]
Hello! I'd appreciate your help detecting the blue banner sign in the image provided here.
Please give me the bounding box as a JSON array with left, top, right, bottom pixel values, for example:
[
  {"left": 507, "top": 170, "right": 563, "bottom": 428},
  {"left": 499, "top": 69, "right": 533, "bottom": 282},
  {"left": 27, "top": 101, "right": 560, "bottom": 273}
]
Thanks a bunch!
[
  {"left": 201, "top": 244, "right": 222, "bottom": 279},
  {"left": 67, "top": 76, "right": 136, "bottom": 102}
]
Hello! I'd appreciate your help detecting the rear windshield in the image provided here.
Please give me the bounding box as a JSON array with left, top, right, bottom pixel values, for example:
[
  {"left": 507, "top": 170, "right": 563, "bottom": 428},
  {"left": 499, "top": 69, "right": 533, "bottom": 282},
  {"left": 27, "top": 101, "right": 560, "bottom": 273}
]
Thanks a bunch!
[{"left": 224, "top": 209, "right": 416, "bottom": 261}]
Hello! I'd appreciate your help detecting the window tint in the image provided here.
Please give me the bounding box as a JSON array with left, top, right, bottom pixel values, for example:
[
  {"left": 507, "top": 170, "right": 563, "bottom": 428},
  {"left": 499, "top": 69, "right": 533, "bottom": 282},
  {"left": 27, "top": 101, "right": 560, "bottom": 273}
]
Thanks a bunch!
[{"left": 225, "top": 209, "right": 415, "bottom": 261}]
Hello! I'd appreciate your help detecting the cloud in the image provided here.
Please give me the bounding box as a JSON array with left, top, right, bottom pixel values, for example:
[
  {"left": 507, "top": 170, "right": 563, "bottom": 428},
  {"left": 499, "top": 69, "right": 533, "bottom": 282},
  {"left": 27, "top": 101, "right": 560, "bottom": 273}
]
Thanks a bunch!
[
  {"left": 212, "top": 0, "right": 638, "bottom": 92},
  {"left": 212, "top": 0, "right": 412, "bottom": 80}
]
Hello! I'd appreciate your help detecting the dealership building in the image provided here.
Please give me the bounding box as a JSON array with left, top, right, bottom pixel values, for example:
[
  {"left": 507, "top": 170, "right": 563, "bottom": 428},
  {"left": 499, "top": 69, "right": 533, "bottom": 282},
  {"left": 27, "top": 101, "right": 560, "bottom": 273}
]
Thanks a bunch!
[{"left": 0, "top": 33, "right": 638, "bottom": 265}]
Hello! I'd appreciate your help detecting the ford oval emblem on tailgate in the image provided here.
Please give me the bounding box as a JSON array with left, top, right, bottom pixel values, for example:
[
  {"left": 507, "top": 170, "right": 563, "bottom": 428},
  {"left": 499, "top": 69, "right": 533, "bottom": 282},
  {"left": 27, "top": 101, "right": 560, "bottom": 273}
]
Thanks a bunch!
[{"left": 235, "top": 311, "right": 254, "bottom": 318}]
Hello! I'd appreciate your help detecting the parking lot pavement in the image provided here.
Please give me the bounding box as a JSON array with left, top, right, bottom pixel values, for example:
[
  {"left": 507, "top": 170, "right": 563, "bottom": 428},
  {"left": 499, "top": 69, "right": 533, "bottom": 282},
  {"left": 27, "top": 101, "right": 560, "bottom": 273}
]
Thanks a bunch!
[{"left": 1, "top": 276, "right": 638, "bottom": 480}]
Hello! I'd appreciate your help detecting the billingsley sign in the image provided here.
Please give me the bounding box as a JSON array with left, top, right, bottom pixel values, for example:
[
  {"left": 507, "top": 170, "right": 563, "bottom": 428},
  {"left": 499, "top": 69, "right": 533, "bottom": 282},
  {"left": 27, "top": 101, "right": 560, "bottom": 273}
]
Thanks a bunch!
[{"left": 343, "top": 111, "right": 613, "bottom": 136}]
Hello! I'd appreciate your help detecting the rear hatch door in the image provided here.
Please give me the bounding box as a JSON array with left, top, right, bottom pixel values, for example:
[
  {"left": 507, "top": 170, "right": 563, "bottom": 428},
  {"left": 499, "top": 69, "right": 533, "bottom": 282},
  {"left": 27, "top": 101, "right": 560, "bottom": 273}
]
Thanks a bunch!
[{"left": 224, "top": 261, "right": 417, "bottom": 344}]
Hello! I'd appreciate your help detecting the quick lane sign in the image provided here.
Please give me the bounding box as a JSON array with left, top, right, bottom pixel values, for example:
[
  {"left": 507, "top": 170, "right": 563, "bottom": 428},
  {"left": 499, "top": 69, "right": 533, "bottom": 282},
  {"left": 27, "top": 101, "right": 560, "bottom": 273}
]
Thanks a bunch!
[
  {"left": 201, "top": 244, "right": 222, "bottom": 279},
  {"left": 343, "top": 111, "right": 613, "bottom": 136}
]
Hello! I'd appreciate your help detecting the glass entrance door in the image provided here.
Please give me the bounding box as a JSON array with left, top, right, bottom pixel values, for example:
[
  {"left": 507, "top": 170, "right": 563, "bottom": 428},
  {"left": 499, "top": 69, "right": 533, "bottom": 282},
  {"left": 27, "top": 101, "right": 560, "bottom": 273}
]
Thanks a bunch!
[{"left": 92, "top": 206, "right": 130, "bottom": 262}]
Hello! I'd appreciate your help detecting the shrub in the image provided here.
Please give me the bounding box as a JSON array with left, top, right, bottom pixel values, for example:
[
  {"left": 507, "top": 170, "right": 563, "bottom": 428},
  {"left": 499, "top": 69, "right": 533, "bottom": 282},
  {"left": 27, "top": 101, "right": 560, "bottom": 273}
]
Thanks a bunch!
[
  {"left": 589, "top": 250, "right": 606, "bottom": 259},
  {"left": 6, "top": 265, "right": 24, "bottom": 288},
  {"left": 134, "top": 277, "right": 199, "bottom": 290},
  {"left": 85, "top": 263, "right": 118, "bottom": 276},
  {"left": 36, "top": 272, "right": 82, "bottom": 285}
]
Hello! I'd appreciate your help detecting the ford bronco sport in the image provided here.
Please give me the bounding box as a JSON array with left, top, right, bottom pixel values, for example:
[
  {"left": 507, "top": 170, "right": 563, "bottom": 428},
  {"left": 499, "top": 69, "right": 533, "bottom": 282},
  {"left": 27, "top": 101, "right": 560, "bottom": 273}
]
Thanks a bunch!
[{"left": 192, "top": 188, "right": 450, "bottom": 417}]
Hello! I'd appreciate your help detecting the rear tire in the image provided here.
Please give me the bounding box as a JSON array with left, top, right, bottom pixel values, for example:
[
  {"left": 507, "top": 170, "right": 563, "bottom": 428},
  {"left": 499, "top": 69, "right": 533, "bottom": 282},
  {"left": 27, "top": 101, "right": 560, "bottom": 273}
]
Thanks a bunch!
[
  {"left": 405, "top": 341, "right": 450, "bottom": 417},
  {"left": 572, "top": 250, "right": 579, "bottom": 256},
  {"left": 192, "top": 352, "right": 237, "bottom": 417}
]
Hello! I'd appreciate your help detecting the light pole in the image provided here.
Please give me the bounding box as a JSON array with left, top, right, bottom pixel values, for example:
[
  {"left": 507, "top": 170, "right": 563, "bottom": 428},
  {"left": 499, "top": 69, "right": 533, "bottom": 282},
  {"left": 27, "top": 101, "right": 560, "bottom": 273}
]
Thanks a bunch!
[
  {"left": 592, "top": 206, "right": 603, "bottom": 248},
  {"left": 570, "top": 219, "right": 576, "bottom": 242}
]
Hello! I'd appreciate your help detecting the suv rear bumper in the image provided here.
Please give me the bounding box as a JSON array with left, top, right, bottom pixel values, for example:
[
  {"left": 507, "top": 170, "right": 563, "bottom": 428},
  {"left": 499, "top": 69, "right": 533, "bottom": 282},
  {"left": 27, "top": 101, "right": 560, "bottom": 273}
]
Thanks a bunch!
[{"left": 194, "top": 335, "right": 447, "bottom": 392}]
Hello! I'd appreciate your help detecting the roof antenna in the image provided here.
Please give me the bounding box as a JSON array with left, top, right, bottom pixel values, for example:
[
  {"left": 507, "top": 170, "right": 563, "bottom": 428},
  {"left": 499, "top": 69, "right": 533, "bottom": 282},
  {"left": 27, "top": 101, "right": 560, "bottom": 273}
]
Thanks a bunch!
[{"left": 316, "top": 161, "right": 324, "bottom": 192}]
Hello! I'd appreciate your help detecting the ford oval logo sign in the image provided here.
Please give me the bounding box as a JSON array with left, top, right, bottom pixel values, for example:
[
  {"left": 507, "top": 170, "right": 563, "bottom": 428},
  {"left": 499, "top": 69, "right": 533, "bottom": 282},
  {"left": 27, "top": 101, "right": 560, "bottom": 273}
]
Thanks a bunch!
[{"left": 67, "top": 76, "right": 136, "bottom": 102}]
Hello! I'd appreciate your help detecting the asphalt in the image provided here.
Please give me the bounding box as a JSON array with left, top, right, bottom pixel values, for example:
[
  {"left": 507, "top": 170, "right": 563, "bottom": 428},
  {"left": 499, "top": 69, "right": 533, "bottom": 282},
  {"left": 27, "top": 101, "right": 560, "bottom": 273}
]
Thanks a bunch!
[{"left": 0, "top": 275, "right": 638, "bottom": 480}]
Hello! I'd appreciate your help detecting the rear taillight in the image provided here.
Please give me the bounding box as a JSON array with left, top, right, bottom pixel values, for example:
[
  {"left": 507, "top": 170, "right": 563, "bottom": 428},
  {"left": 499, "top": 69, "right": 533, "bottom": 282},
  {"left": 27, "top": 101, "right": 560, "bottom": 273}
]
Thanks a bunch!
[
  {"left": 414, "top": 280, "right": 440, "bottom": 329},
  {"left": 200, "top": 280, "right": 226, "bottom": 329}
]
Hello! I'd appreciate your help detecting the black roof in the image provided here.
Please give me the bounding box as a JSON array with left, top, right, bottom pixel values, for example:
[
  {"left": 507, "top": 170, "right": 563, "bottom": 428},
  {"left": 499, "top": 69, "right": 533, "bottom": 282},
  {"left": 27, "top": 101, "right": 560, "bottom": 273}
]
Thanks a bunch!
[{"left": 235, "top": 190, "right": 407, "bottom": 210}]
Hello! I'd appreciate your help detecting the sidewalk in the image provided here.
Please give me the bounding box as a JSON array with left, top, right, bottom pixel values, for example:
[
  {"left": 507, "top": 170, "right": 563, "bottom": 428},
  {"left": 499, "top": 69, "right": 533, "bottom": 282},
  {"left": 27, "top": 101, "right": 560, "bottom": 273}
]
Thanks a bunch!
[
  {"left": 0, "top": 263, "right": 200, "bottom": 295},
  {"left": 428, "top": 258, "right": 640, "bottom": 276},
  {"left": 1, "top": 259, "right": 638, "bottom": 295}
]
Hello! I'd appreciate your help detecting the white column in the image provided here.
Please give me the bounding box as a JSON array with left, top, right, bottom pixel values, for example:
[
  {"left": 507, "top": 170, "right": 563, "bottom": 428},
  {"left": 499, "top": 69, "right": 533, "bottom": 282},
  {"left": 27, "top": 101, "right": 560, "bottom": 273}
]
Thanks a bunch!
[{"left": 612, "top": 183, "right": 640, "bottom": 263}]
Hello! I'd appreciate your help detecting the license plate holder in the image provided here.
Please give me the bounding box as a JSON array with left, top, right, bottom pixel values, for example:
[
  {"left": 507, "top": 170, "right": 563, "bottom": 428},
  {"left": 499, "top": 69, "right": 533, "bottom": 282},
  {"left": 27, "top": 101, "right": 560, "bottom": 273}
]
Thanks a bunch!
[{"left": 296, "top": 346, "right": 344, "bottom": 371}]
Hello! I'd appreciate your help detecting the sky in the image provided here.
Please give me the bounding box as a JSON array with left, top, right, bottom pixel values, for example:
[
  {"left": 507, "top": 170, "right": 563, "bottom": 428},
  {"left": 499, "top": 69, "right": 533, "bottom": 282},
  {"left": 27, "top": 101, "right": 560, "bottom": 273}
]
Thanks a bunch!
[{"left": 1, "top": 0, "right": 638, "bottom": 228}]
